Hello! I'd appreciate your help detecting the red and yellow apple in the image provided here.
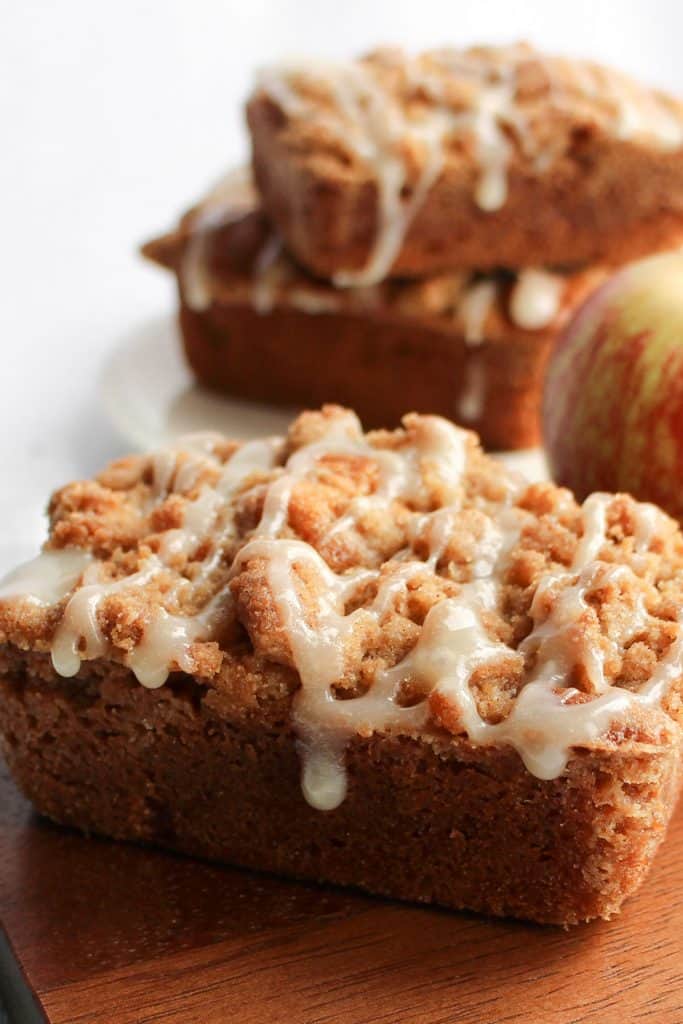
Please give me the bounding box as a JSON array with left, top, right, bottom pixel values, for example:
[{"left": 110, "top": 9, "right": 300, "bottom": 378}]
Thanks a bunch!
[{"left": 543, "top": 251, "right": 683, "bottom": 520}]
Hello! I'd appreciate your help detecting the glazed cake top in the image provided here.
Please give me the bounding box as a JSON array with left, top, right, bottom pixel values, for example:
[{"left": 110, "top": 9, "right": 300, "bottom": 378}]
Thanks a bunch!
[
  {"left": 143, "top": 172, "right": 604, "bottom": 341},
  {"left": 2, "top": 407, "right": 683, "bottom": 809},
  {"left": 251, "top": 43, "right": 683, "bottom": 284}
]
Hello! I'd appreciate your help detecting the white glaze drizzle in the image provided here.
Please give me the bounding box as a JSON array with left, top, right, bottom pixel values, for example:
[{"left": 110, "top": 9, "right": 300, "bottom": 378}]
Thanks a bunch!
[
  {"left": 0, "top": 549, "right": 92, "bottom": 606},
  {"left": 455, "top": 279, "right": 497, "bottom": 426},
  {"left": 178, "top": 168, "right": 305, "bottom": 319},
  {"left": 3, "top": 416, "right": 681, "bottom": 811},
  {"left": 425, "top": 51, "right": 520, "bottom": 212},
  {"left": 509, "top": 269, "right": 564, "bottom": 330},
  {"left": 459, "top": 279, "right": 498, "bottom": 345},
  {"left": 51, "top": 559, "right": 163, "bottom": 678},
  {"left": 456, "top": 357, "right": 486, "bottom": 426},
  {"left": 126, "top": 591, "right": 229, "bottom": 689},
  {"left": 180, "top": 168, "right": 254, "bottom": 312},
  {"left": 251, "top": 236, "right": 287, "bottom": 314}
]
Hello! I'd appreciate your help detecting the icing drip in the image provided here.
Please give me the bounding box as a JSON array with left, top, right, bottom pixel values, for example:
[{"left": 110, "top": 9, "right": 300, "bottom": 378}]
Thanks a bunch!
[
  {"left": 273, "top": 502, "right": 523, "bottom": 810},
  {"left": 256, "top": 49, "right": 511, "bottom": 284},
  {"left": 126, "top": 595, "right": 228, "bottom": 689},
  {"left": 233, "top": 538, "right": 372, "bottom": 809},
  {"left": 509, "top": 269, "right": 563, "bottom": 330},
  {"left": 51, "top": 559, "right": 163, "bottom": 678},
  {"left": 460, "top": 280, "right": 498, "bottom": 345},
  {"left": 632, "top": 502, "right": 663, "bottom": 553},
  {"left": 455, "top": 280, "right": 497, "bottom": 426},
  {"left": 456, "top": 356, "right": 486, "bottom": 426},
  {"left": 251, "top": 236, "right": 286, "bottom": 314},
  {"left": 0, "top": 549, "right": 92, "bottom": 605},
  {"left": 361, "top": 493, "right": 675, "bottom": 785},
  {"left": 571, "top": 492, "right": 611, "bottom": 568},
  {"left": 230, "top": 413, "right": 472, "bottom": 808},
  {"left": 427, "top": 53, "right": 519, "bottom": 212},
  {"left": 181, "top": 168, "right": 254, "bottom": 311},
  {"left": 51, "top": 555, "right": 229, "bottom": 688},
  {"left": 333, "top": 69, "right": 448, "bottom": 287},
  {"left": 179, "top": 169, "right": 301, "bottom": 319},
  {"left": 159, "top": 487, "right": 223, "bottom": 561}
]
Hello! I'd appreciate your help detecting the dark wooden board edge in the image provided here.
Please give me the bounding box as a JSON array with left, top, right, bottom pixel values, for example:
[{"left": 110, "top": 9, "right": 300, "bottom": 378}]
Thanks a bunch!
[
  {"left": 1, "top": 758, "right": 682, "bottom": 1024},
  {"left": 0, "top": 928, "right": 47, "bottom": 1024}
]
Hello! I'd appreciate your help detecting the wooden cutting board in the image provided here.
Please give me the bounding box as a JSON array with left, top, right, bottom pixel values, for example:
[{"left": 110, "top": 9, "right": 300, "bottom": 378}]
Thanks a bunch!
[{"left": 0, "top": 760, "right": 681, "bottom": 1024}]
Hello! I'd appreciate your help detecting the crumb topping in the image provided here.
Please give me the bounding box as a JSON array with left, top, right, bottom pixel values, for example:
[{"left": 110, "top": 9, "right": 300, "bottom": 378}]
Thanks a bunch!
[{"left": 2, "top": 406, "right": 682, "bottom": 808}]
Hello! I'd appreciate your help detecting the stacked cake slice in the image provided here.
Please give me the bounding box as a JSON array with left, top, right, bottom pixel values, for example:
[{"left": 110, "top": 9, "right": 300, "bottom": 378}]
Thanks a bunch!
[{"left": 144, "top": 44, "right": 683, "bottom": 447}]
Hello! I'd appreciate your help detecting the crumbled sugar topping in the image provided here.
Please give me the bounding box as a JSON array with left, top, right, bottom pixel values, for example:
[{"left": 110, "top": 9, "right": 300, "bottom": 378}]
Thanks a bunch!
[
  {"left": 2, "top": 407, "right": 683, "bottom": 810},
  {"left": 253, "top": 43, "right": 683, "bottom": 283}
]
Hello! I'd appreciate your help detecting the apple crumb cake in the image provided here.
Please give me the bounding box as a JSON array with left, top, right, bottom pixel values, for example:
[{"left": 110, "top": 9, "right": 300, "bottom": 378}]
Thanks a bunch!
[
  {"left": 248, "top": 43, "right": 683, "bottom": 282},
  {"left": 0, "top": 406, "right": 681, "bottom": 924}
]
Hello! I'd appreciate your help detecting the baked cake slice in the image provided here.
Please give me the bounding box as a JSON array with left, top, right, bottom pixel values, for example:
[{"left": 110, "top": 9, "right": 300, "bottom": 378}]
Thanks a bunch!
[
  {"left": 143, "top": 174, "right": 605, "bottom": 448},
  {"left": 247, "top": 43, "right": 683, "bottom": 281},
  {"left": 0, "top": 407, "right": 681, "bottom": 924}
]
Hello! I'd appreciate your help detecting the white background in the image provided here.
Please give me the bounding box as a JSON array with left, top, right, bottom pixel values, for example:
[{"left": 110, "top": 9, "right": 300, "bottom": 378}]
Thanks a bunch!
[{"left": 1, "top": 0, "right": 682, "bottom": 572}]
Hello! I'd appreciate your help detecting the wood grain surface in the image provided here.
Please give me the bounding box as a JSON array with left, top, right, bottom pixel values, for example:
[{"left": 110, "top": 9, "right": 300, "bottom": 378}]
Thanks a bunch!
[{"left": 0, "top": 760, "right": 681, "bottom": 1024}]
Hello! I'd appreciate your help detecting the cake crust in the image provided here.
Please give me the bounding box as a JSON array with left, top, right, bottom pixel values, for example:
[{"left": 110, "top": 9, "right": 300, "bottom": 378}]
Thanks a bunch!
[
  {"left": 247, "top": 44, "right": 683, "bottom": 281},
  {"left": 1, "top": 408, "right": 682, "bottom": 924}
]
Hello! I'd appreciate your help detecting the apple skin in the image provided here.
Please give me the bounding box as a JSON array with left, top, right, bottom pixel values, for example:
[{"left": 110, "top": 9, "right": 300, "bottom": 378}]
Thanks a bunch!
[{"left": 543, "top": 251, "right": 683, "bottom": 519}]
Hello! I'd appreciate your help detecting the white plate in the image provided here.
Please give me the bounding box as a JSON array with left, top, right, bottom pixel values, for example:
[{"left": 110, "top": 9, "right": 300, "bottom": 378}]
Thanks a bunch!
[
  {"left": 101, "top": 314, "right": 549, "bottom": 481},
  {"left": 101, "top": 316, "right": 297, "bottom": 449}
]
